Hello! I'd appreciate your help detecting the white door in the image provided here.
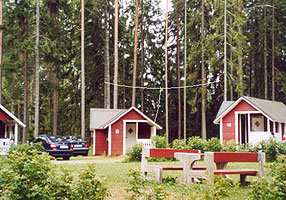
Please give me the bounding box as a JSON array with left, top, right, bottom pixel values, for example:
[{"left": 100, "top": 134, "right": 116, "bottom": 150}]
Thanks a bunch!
[
  {"left": 126, "top": 123, "right": 136, "bottom": 150},
  {"left": 251, "top": 116, "right": 264, "bottom": 132}
]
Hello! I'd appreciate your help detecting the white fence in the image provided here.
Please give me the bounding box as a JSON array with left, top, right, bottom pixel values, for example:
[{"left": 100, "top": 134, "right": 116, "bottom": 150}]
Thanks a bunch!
[
  {"left": 0, "top": 139, "right": 11, "bottom": 155},
  {"left": 137, "top": 139, "right": 154, "bottom": 148}
]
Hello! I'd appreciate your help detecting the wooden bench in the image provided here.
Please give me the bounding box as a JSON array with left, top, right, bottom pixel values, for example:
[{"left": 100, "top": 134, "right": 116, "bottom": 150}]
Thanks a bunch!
[
  {"left": 141, "top": 148, "right": 204, "bottom": 182},
  {"left": 187, "top": 152, "right": 266, "bottom": 185}
]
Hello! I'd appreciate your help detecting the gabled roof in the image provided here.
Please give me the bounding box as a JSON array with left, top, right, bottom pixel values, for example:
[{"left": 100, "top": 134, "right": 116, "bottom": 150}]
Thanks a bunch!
[
  {"left": 90, "top": 106, "right": 162, "bottom": 130},
  {"left": 0, "top": 104, "right": 25, "bottom": 127},
  {"left": 214, "top": 96, "right": 286, "bottom": 124}
]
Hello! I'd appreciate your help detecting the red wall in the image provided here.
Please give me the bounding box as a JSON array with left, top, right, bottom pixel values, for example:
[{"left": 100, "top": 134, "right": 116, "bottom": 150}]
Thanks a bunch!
[
  {"left": 95, "top": 130, "right": 108, "bottom": 155},
  {"left": 111, "top": 109, "right": 145, "bottom": 156},
  {"left": 222, "top": 100, "right": 257, "bottom": 142},
  {"left": 0, "top": 109, "right": 12, "bottom": 120}
]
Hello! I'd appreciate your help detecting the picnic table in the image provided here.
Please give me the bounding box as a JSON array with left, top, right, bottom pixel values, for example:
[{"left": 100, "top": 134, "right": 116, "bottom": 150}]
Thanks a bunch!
[{"left": 174, "top": 151, "right": 266, "bottom": 185}]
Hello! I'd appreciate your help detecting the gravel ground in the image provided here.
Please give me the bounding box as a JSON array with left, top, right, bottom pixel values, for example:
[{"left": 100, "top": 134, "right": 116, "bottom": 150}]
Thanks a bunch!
[{"left": 51, "top": 156, "right": 124, "bottom": 165}]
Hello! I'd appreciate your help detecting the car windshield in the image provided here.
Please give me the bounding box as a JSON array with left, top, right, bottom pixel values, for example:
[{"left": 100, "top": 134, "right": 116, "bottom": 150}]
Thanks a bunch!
[
  {"left": 48, "top": 135, "right": 65, "bottom": 142},
  {"left": 64, "top": 136, "right": 83, "bottom": 142}
]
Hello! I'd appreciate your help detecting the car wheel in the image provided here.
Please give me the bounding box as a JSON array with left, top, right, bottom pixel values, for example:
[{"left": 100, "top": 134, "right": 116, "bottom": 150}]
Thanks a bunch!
[{"left": 63, "top": 156, "right": 70, "bottom": 160}]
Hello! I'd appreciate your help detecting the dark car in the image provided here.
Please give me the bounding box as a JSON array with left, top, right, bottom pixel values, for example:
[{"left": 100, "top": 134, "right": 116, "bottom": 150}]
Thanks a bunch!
[
  {"left": 30, "top": 135, "right": 74, "bottom": 160},
  {"left": 63, "top": 136, "right": 89, "bottom": 156}
]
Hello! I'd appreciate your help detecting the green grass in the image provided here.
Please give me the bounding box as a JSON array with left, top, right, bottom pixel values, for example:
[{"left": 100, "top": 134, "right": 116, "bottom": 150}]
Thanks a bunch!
[{"left": 52, "top": 157, "right": 268, "bottom": 200}]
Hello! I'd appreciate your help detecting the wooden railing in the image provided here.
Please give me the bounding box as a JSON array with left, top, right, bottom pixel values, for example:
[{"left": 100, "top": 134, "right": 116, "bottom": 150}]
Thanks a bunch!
[{"left": 137, "top": 139, "right": 153, "bottom": 148}]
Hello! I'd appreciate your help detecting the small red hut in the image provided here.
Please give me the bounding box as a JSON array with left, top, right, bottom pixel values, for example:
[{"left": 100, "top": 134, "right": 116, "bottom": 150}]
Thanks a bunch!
[
  {"left": 214, "top": 96, "right": 286, "bottom": 144},
  {"left": 90, "top": 107, "right": 162, "bottom": 156},
  {"left": 0, "top": 104, "right": 26, "bottom": 155}
]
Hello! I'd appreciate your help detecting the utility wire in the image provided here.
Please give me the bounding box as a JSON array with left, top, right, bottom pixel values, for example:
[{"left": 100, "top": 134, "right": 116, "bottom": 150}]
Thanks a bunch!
[{"left": 104, "top": 78, "right": 220, "bottom": 90}]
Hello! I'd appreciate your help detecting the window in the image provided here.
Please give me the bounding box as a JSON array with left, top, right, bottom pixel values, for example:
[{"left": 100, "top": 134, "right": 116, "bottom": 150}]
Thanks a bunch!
[{"left": 250, "top": 114, "right": 265, "bottom": 132}]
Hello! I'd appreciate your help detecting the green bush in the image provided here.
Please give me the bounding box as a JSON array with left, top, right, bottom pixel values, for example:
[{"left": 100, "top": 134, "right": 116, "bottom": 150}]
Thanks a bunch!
[
  {"left": 151, "top": 135, "right": 169, "bottom": 149},
  {"left": 0, "top": 144, "right": 109, "bottom": 200},
  {"left": 221, "top": 140, "right": 238, "bottom": 152},
  {"left": 126, "top": 168, "right": 168, "bottom": 200},
  {"left": 205, "top": 137, "right": 223, "bottom": 152},
  {"left": 253, "top": 139, "right": 279, "bottom": 162},
  {"left": 75, "top": 164, "right": 109, "bottom": 200},
  {"left": 191, "top": 175, "right": 239, "bottom": 200},
  {"left": 171, "top": 139, "right": 187, "bottom": 149},
  {"left": 277, "top": 141, "right": 286, "bottom": 155},
  {"left": 249, "top": 155, "right": 286, "bottom": 200},
  {"left": 126, "top": 143, "right": 143, "bottom": 162},
  {"left": 187, "top": 136, "right": 207, "bottom": 152}
]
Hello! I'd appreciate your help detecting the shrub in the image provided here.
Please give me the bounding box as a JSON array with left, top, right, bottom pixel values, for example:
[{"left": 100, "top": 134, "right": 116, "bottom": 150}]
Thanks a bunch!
[
  {"left": 126, "top": 168, "right": 168, "bottom": 200},
  {"left": 151, "top": 135, "right": 169, "bottom": 149},
  {"left": 126, "top": 143, "right": 143, "bottom": 162},
  {"left": 222, "top": 140, "right": 237, "bottom": 152},
  {"left": 249, "top": 155, "right": 286, "bottom": 200},
  {"left": 0, "top": 144, "right": 109, "bottom": 200},
  {"left": 0, "top": 145, "right": 55, "bottom": 199},
  {"left": 171, "top": 139, "right": 187, "bottom": 149},
  {"left": 191, "top": 175, "right": 239, "bottom": 200},
  {"left": 187, "top": 136, "right": 207, "bottom": 152},
  {"left": 277, "top": 141, "right": 286, "bottom": 155},
  {"left": 75, "top": 164, "right": 109, "bottom": 200},
  {"left": 254, "top": 139, "right": 279, "bottom": 162},
  {"left": 205, "top": 137, "right": 223, "bottom": 152}
]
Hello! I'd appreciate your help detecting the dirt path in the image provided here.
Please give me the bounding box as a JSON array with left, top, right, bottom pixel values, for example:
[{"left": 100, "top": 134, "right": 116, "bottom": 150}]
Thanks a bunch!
[{"left": 51, "top": 156, "right": 124, "bottom": 165}]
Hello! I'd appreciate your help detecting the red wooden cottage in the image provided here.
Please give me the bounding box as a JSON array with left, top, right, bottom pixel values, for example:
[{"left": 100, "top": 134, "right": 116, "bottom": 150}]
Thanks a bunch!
[
  {"left": 214, "top": 96, "right": 286, "bottom": 144},
  {"left": 0, "top": 104, "right": 26, "bottom": 154},
  {"left": 90, "top": 106, "right": 162, "bottom": 156}
]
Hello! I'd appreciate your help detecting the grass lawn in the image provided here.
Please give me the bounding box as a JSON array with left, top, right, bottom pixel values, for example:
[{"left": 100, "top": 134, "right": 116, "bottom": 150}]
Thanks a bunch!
[{"left": 53, "top": 156, "right": 267, "bottom": 200}]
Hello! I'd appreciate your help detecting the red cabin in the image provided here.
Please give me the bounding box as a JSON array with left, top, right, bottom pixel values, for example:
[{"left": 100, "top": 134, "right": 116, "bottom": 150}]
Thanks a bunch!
[
  {"left": 0, "top": 104, "right": 25, "bottom": 155},
  {"left": 214, "top": 96, "right": 286, "bottom": 144},
  {"left": 90, "top": 107, "right": 162, "bottom": 156}
]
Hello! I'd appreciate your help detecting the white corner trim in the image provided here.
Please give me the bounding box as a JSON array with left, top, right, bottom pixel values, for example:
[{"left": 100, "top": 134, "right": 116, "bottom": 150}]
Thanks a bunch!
[
  {"left": 93, "top": 130, "right": 96, "bottom": 156},
  {"left": 220, "top": 118, "right": 223, "bottom": 144},
  {"left": 14, "top": 124, "right": 18, "bottom": 145},
  {"left": 235, "top": 113, "right": 238, "bottom": 144},
  {"left": 123, "top": 121, "right": 126, "bottom": 155},
  {"left": 108, "top": 126, "right": 111, "bottom": 156}
]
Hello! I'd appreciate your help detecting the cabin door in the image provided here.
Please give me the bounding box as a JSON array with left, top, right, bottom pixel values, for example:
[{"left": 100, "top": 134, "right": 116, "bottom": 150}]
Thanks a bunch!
[
  {"left": 126, "top": 123, "right": 137, "bottom": 150},
  {"left": 240, "top": 114, "right": 248, "bottom": 144}
]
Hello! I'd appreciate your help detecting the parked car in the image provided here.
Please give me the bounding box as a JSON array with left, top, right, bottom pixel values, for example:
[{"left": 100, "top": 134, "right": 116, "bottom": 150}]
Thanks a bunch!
[
  {"left": 63, "top": 136, "right": 89, "bottom": 156},
  {"left": 29, "top": 135, "right": 74, "bottom": 160}
]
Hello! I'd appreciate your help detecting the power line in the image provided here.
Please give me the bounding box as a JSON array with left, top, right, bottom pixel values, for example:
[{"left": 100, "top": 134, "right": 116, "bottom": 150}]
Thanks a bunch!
[{"left": 104, "top": 78, "right": 220, "bottom": 90}]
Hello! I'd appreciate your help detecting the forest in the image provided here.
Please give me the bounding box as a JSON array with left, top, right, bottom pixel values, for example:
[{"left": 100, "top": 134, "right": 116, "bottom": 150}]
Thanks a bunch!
[{"left": 1, "top": 0, "right": 286, "bottom": 143}]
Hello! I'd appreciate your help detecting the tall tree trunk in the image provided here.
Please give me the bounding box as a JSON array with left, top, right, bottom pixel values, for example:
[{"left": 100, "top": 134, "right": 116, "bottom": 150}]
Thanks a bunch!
[
  {"left": 224, "top": 0, "right": 227, "bottom": 101},
  {"left": 183, "top": 0, "right": 187, "bottom": 140},
  {"left": 132, "top": 0, "right": 139, "bottom": 106},
  {"left": 264, "top": 4, "right": 268, "bottom": 99},
  {"left": 81, "top": 0, "right": 85, "bottom": 139},
  {"left": 272, "top": 5, "right": 275, "bottom": 101},
  {"left": 104, "top": 0, "right": 110, "bottom": 109},
  {"left": 176, "top": 9, "right": 181, "bottom": 140},
  {"left": 201, "top": 0, "right": 206, "bottom": 139},
  {"left": 140, "top": 0, "right": 144, "bottom": 112},
  {"left": 23, "top": 17, "right": 28, "bottom": 143},
  {"left": 34, "top": 0, "right": 40, "bottom": 137},
  {"left": 0, "top": 0, "right": 2, "bottom": 104},
  {"left": 165, "top": 1, "right": 169, "bottom": 142},
  {"left": 113, "top": 0, "right": 119, "bottom": 109},
  {"left": 53, "top": 70, "right": 58, "bottom": 135},
  {"left": 238, "top": 1, "right": 243, "bottom": 96}
]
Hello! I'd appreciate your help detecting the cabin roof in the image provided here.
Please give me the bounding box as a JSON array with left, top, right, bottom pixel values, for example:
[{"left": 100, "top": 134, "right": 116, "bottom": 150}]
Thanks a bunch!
[
  {"left": 214, "top": 96, "right": 286, "bottom": 124},
  {"left": 0, "top": 104, "right": 25, "bottom": 127},
  {"left": 90, "top": 106, "right": 162, "bottom": 130}
]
